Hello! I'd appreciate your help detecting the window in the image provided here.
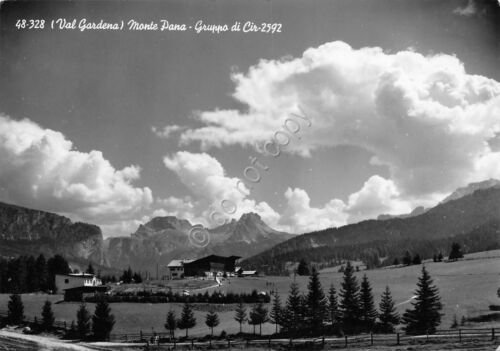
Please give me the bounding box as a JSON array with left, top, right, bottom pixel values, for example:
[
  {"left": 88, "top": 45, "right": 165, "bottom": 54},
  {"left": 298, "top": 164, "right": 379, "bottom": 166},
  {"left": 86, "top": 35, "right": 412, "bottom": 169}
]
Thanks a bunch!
[{"left": 64, "top": 279, "right": 69, "bottom": 284}]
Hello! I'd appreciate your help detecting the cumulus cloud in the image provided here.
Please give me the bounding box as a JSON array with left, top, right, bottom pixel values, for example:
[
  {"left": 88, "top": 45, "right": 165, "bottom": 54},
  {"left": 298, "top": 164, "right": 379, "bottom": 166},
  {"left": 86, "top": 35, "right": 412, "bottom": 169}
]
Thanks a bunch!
[
  {"left": 160, "top": 151, "right": 429, "bottom": 233},
  {"left": 0, "top": 114, "right": 153, "bottom": 231},
  {"left": 162, "top": 151, "right": 281, "bottom": 228},
  {"left": 453, "top": 0, "right": 477, "bottom": 16},
  {"left": 178, "top": 41, "right": 500, "bottom": 199}
]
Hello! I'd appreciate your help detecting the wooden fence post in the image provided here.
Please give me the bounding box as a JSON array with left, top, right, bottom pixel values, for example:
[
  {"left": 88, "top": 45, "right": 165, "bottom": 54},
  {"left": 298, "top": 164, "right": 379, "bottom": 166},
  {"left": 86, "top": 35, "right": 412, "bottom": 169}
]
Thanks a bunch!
[
  {"left": 191, "top": 339, "right": 194, "bottom": 348},
  {"left": 370, "top": 332, "right": 373, "bottom": 346},
  {"left": 227, "top": 338, "right": 230, "bottom": 348},
  {"left": 344, "top": 335, "right": 348, "bottom": 347},
  {"left": 396, "top": 333, "right": 400, "bottom": 345},
  {"left": 268, "top": 336, "right": 271, "bottom": 347},
  {"left": 492, "top": 328, "right": 495, "bottom": 341},
  {"left": 458, "top": 329, "right": 461, "bottom": 342},
  {"left": 322, "top": 336, "right": 325, "bottom": 348}
]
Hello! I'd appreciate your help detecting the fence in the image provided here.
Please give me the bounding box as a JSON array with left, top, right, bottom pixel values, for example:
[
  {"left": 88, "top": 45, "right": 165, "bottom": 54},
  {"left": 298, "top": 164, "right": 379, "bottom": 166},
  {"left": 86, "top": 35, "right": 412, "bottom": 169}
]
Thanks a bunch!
[{"left": 109, "top": 327, "right": 499, "bottom": 349}]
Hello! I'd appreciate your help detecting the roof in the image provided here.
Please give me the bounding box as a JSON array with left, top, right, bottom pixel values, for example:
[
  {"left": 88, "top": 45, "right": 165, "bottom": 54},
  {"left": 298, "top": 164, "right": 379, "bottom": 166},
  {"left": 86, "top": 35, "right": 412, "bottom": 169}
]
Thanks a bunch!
[
  {"left": 57, "top": 273, "right": 96, "bottom": 278},
  {"left": 167, "top": 259, "right": 194, "bottom": 267},
  {"left": 64, "top": 285, "right": 108, "bottom": 292},
  {"left": 241, "top": 270, "right": 257, "bottom": 275}
]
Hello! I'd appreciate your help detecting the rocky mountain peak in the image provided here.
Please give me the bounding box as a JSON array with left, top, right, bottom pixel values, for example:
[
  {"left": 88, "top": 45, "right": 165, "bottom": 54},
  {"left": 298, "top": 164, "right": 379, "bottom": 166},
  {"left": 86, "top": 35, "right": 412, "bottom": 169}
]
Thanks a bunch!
[{"left": 441, "top": 179, "right": 500, "bottom": 204}]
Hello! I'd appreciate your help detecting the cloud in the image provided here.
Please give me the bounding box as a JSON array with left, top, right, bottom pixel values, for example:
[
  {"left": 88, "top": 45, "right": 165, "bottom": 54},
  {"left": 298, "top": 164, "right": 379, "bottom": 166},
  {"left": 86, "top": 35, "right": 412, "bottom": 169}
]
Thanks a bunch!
[
  {"left": 453, "top": 0, "right": 477, "bottom": 16},
  {"left": 151, "top": 125, "right": 186, "bottom": 139},
  {"left": 178, "top": 41, "right": 500, "bottom": 199},
  {"left": 0, "top": 114, "right": 153, "bottom": 232},
  {"left": 160, "top": 151, "right": 425, "bottom": 233},
  {"left": 162, "top": 151, "right": 281, "bottom": 227}
]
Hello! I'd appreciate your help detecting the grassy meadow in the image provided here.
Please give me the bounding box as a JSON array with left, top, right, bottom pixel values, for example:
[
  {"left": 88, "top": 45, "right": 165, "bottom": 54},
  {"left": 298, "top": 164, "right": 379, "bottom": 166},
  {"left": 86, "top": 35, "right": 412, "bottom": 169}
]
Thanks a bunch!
[{"left": 1, "top": 250, "right": 499, "bottom": 337}]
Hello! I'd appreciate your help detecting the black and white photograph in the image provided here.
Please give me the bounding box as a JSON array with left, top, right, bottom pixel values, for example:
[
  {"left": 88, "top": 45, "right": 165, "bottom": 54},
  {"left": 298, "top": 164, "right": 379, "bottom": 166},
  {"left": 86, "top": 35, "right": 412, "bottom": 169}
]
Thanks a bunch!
[{"left": 0, "top": 0, "right": 499, "bottom": 350}]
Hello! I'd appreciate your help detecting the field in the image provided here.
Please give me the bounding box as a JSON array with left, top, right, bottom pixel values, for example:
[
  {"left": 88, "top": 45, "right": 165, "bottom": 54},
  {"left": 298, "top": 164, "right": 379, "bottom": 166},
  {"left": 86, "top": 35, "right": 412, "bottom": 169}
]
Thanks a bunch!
[{"left": 1, "top": 250, "right": 499, "bottom": 338}]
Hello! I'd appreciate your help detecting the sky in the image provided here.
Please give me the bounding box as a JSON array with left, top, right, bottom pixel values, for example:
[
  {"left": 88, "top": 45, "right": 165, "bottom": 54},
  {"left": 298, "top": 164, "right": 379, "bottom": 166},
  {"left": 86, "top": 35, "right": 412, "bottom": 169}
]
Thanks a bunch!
[{"left": 0, "top": 0, "right": 499, "bottom": 237}]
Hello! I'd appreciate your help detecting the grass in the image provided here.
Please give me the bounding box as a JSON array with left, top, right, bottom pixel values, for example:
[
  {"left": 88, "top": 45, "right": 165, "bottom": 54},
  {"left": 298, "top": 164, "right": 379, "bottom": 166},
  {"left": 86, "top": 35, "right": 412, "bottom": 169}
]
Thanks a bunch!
[{"left": 1, "top": 250, "right": 499, "bottom": 337}]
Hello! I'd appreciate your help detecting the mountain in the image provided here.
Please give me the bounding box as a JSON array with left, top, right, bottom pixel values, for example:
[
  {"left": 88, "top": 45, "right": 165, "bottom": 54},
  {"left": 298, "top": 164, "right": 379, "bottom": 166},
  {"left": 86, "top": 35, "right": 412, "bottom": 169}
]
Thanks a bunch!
[
  {"left": 105, "top": 212, "right": 293, "bottom": 272},
  {"left": 440, "top": 179, "right": 500, "bottom": 204},
  {"left": 377, "top": 206, "right": 427, "bottom": 220},
  {"left": 0, "top": 202, "right": 104, "bottom": 264},
  {"left": 242, "top": 186, "right": 500, "bottom": 274}
]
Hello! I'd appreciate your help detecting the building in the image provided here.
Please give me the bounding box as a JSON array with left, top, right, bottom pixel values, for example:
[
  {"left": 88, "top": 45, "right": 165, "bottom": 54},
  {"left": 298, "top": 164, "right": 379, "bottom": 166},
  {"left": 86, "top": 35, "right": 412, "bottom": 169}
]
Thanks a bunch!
[
  {"left": 183, "top": 255, "right": 240, "bottom": 277},
  {"left": 166, "top": 259, "right": 194, "bottom": 279},
  {"left": 55, "top": 273, "right": 106, "bottom": 301}
]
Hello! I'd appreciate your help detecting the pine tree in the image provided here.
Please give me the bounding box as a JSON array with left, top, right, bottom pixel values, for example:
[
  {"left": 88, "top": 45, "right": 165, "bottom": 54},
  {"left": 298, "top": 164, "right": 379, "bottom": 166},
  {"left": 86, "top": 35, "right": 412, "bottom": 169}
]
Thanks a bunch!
[
  {"left": 234, "top": 300, "right": 247, "bottom": 334},
  {"left": 92, "top": 297, "right": 115, "bottom": 341},
  {"left": 359, "top": 275, "right": 377, "bottom": 332},
  {"left": 205, "top": 310, "right": 220, "bottom": 336},
  {"left": 402, "top": 266, "right": 443, "bottom": 334},
  {"left": 249, "top": 303, "right": 268, "bottom": 335},
  {"left": 7, "top": 294, "right": 24, "bottom": 325},
  {"left": 378, "top": 286, "right": 399, "bottom": 333},
  {"left": 403, "top": 251, "right": 412, "bottom": 266},
  {"left": 177, "top": 302, "right": 196, "bottom": 338},
  {"left": 304, "top": 267, "right": 328, "bottom": 332},
  {"left": 448, "top": 243, "right": 464, "bottom": 261},
  {"left": 35, "top": 254, "right": 48, "bottom": 292},
  {"left": 297, "top": 259, "right": 310, "bottom": 276},
  {"left": 450, "top": 314, "right": 458, "bottom": 328},
  {"left": 328, "top": 284, "right": 341, "bottom": 329},
  {"left": 41, "top": 300, "right": 55, "bottom": 331},
  {"left": 76, "top": 302, "right": 91, "bottom": 340},
  {"left": 165, "top": 310, "right": 177, "bottom": 339},
  {"left": 339, "top": 261, "right": 361, "bottom": 333},
  {"left": 282, "top": 281, "right": 304, "bottom": 335},
  {"left": 412, "top": 254, "right": 422, "bottom": 265},
  {"left": 269, "top": 290, "right": 282, "bottom": 334}
]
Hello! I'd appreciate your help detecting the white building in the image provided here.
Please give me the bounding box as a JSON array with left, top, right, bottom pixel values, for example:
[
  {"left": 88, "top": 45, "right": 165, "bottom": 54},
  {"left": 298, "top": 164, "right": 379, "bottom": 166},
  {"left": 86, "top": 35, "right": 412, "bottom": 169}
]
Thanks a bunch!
[
  {"left": 55, "top": 273, "right": 103, "bottom": 293},
  {"left": 166, "top": 259, "right": 193, "bottom": 279}
]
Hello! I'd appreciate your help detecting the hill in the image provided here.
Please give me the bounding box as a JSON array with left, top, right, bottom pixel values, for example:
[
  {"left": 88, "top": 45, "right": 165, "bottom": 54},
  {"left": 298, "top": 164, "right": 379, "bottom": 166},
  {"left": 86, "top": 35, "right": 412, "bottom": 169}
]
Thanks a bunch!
[
  {"left": 242, "top": 187, "right": 500, "bottom": 274},
  {"left": 0, "top": 201, "right": 104, "bottom": 265}
]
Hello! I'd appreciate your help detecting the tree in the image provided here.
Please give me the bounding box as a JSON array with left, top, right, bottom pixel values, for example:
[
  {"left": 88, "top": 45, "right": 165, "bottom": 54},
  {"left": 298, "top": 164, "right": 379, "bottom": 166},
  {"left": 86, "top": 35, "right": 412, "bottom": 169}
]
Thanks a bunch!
[
  {"left": 86, "top": 263, "right": 95, "bottom": 275},
  {"left": 76, "top": 302, "right": 91, "bottom": 340},
  {"left": 249, "top": 302, "right": 268, "bottom": 335},
  {"left": 451, "top": 314, "right": 458, "bottom": 328},
  {"left": 402, "top": 266, "right": 443, "bottom": 334},
  {"left": 92, "top": 297, "right": 115, "bottom": 341},
  {"left": 437, "top": 252, "right": 443, "bottom": 262},
  {"left": 132, "top": 272, "right": 142, "bottom": 283},
  {"left": 177, "top": 302, "right": 196, "bottom": 338},
  {"left": 297, "top": 259, "right": 310, "bottom": 276},
  {"left": 339, "top": 261, "right": 361, "bottom": 333},
  {"left": 402, "top": 251, "right": 412, "bottom": 266},
  {"left": 47, "top": 255, "right": 70, "bottom": 292},
  {"left": 205, "top": 310, "right": 220, "bottom": 336},
  {"left": 393, "top": 258, "right": 400, "bottom": 266},
  {"left": 165, "top": 310, "right": 177, "bottom": 339},
  {"left": 120, "top": 267, "right": 133, "bottom": 284},
  {"left": 234, "top": 301, "right": 247, "bottom": 334},
  {"left": 304, "top": 267, "right": 328, "bottom": 332},
  {"left": 328, "top": 284, "right": 341, "bottom": 329},
  {"left": 35, "top": 254, "right": 49, "bottom": 292},
  {"left": 269, "top": 290, "right": 282, "bottom": 334},
  {"left": 448, "top": 243, "right": 464, "bottom": 261},
  {"left": 41, "top": 300, "right": 55, "bottom": 331},
  {"left": 359, "top": 275, "right": 377, "bottom": 332},
  {"left": 282, "top": 281, "right": 304, "bottom": 335},
  {"left": 7, "top": 294, "right": 24, "bottom": 325},
  {"left": 378, "top": 286, "right": 399, "bottom": 333},
  {"left": 412, "top": 254, "right": 422, "bottom": 265}
]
